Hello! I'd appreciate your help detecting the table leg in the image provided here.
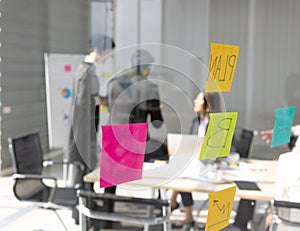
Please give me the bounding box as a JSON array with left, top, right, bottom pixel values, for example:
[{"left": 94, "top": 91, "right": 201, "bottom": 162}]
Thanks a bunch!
[
  {"left": 143, "top": 188, "right": 156, "bottom": 231},
  {"left": 78, "top": 197, "right": 88, "bottom": 231},
  {"left": 159, "top": 189, "right": 172, "bottom": 231}
]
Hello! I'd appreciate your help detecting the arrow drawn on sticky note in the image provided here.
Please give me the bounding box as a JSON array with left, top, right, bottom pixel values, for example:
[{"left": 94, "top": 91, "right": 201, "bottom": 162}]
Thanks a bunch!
[
  {"left": 213, "top": 200, "right": 231, "bottom": 217},
  {"left": 205, "top": 186, "right": 236, "bottom": 231}
]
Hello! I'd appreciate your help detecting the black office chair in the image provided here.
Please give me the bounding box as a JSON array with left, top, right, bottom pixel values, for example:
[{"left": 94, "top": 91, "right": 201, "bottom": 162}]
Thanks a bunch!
[
  {"left": 231, "top": 128, "right": 257, "bottom": 231},
  {"left": 9, "top": 132, "right": 85, "bottom": 229},
  {"left": 232, "top": 128, "right": 255, "bottom": 158},
  {"left": 77, "top": 189, "right": 171, "bottom": 231}
]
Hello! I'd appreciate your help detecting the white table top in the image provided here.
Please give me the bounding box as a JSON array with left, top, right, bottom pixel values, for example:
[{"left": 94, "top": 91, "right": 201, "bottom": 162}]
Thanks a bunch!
[{"left": 84, "top": 158, "right": 277, "bottom": 201}]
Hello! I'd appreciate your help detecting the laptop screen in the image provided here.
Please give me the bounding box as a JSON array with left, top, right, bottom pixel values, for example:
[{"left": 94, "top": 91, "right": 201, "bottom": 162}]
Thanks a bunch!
[{"left": 167, "top": 133, "right": 203, "bottom": 156}]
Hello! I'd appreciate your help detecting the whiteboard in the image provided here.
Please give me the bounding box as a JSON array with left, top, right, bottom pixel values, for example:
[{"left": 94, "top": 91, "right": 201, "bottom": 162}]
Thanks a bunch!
[{"left": 44, "top": 53, "right": 85, "bottom": 150}]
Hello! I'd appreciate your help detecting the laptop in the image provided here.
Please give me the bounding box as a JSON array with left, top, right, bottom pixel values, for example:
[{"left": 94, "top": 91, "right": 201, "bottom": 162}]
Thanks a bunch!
[{"left": 167, "top": 133, "right": 203, "bottom": 156}]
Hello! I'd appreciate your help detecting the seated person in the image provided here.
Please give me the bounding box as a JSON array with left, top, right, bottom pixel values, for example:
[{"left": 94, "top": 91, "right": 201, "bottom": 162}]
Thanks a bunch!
[
  {"left": 260, "top": 125, "right": 300, "bottom": 230},
  {"left": 170, "top": 91, "right": 220, "bottom": 227}
]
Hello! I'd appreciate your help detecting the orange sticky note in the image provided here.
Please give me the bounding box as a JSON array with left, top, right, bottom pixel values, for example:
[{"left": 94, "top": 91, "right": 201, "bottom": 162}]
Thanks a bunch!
[
  {"left": 205, "top": 186, "right": 237, "bottom": 231},
  {"left": 205, "top": 43, "right": 240, "bottom": 92}
]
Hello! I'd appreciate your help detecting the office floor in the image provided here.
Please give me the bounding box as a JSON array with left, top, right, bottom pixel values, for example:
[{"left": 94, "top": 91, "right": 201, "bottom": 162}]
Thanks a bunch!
[
  {"left": 0, "top": 144, "right": 282, "bottom": 231},
  {"left": 0, "top": 174, "right": 239, "bottom": 231}
]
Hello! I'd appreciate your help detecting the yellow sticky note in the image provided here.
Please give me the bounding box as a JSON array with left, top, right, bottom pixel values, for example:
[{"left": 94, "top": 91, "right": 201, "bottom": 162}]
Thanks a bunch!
[
  {"left": 200, "top": 112, "right": 238, "bottom": 160},
  {"left": 105, "top": 71, "right": 112, "bottom": 78},
  {"left": 205, "top": 43, "right": 240, "bottom": 92},
  {"left": 205, "top": 186, "right": 237, "bottom": 231},
  {"left": 101, "top": 105, "right": 108, "bottom": 113}
]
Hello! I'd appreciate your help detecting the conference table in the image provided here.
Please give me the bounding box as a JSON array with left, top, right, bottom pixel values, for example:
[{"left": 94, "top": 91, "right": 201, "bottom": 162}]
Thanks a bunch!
[
  {"left": 82, "top": 151, "right": 278, "bottom": 231},
  {"left": 84, "top": 158, "right": 277, "bottom": 201}
]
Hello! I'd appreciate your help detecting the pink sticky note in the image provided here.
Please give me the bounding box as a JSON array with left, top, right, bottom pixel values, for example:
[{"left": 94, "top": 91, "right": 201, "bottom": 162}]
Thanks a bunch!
[
  {"left": 64, "top": 64, "right": 72, "bottom": 72},
  {"left": 100, "top": 123, "right": 148, "bottom": 188}
]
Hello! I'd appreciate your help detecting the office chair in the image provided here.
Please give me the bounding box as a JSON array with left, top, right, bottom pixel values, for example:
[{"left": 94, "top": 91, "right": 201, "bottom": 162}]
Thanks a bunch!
[
  {"left": 77, "top": 189, "right": 171, "bottom": 231},
  {"left": 9, "top": 132, "right": 85, "bottom": 229},
  {"left": 231, "top": 128, "right": 257, "bottom": 231},
  {"left": 269, "top": 151, "right": 300, "bottom": 230},
  {"left": 232, "top": 128, "right": 255, "bottom": 158}
]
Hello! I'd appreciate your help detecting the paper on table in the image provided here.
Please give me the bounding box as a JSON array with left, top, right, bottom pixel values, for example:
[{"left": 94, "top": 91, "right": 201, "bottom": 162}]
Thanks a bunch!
[{"left": 222, "top": 162, "right": 264, "bottom": 182}]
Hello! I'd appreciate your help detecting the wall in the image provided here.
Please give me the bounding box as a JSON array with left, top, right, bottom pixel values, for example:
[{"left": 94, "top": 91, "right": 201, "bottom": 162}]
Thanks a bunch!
[
  {"left": 253, "top": 0, "right": 300, "bottom": 128},
  {"left": 0, "top": 0, "right": 90, "bottom": 171},
  {"left": 1, "top": 0, "right": 49, "bottom": 170},
  {"left": 48, "top": 0, "right": 90, "bottom": 54},
  {"left": 162, "top": 0, "right": 209, "bottom": 59},
  {"left": 209, "top": 0, "right": 300, "bottom": 129},
  {"left": 160, "top": 0, "right": 210, "bottom": 133},
  {"left": 2, "top": 0, "right": 300, "bottom": 170},
  {"left": 209, "top": 0, "right": 300, "bottom": 154},
  {"left": 209, "top": 0, "right": 249, "bottom": 127},
  {"left": 114, "top": 0, "right": 162, "bottom": 47}
]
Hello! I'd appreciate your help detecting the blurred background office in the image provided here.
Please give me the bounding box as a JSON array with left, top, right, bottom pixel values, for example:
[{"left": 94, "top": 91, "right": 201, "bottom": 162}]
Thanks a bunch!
[{"left": 1, "top": 0, "right": 300, "bottom": 178}]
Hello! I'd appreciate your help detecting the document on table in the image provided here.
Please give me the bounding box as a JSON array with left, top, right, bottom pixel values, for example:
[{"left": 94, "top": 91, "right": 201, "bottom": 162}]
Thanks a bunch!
[
  {"left": 222, "top": 162, "right": 266, "bottom": 182},
  {"left": 183, "top": 162, "right": 266, "bottom": 183}
]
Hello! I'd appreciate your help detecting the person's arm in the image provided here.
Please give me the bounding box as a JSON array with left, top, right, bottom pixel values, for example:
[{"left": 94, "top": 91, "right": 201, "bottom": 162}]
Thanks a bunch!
[
  {"left": 75, "top": 64, "right": 92, "bottom": 106},
  {"left": 260, "top": 129, "right": 273, "bottom": 144},
  {"left": 148, "top": 99, "right": 163, "bottom": 128},
  {"left": 261, "top": 125, "right": 299, "bottom": 146},
  {"left": 146, "top": 83, "right": 163, "bottom": 128}
]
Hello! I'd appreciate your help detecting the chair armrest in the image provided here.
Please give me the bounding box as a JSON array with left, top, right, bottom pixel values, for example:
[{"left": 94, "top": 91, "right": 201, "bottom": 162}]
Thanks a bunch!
[
  {"left": 77, "top": 189, "right": 169, "bottom": 207},
  {"left": 273, "top": 200, "right": 300, "bottom": 209},
  {"left": 12, "top": 174, "right": 58, "bottom": 187},
  {"left": 12, "top": 173, "right": 58, "bottom": 202},
  {"left": 12, "top": 173, "right": 56, "bottom": 181},
  {"left": 43, "top": 160, "right": 85, "bottom": 171}
]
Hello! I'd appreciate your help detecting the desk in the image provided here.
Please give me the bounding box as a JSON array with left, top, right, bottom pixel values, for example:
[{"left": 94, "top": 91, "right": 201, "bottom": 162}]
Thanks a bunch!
[
  {"left": 84, "top": 159, "right": 277, "bottom": 201},
  {"left": 82, "top": 159, "right": 277, "bottom": 231}
]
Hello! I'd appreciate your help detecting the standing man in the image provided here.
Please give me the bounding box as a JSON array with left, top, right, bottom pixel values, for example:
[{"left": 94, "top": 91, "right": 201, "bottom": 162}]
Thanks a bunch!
[
  {"left": 67, "top": 34, "right": 115, "bottom": 228},
  {"left": 68, "top": 34, "right": 115, "bottom": 177},
  {"left": 103, "top": 49, "right": 165, "bottom": 214},
  {"left": 107, "top": 49, "right": 163, "bottom": 127}
]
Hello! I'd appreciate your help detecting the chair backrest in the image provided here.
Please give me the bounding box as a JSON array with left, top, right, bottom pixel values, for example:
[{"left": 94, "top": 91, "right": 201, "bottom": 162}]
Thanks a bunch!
[
  {"left": 9, "top": 133, "right": 44, "bottom": 174},
  {"left": 275, "top": 151, "right": 300, "bottom": 203},
  {"left": 232, "top": 128, "right": 254, "bottom": 158}
]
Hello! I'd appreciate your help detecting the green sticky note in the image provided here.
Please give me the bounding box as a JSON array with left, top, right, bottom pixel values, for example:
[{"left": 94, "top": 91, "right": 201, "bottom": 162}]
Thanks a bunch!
[{"left": 200, "top": 112, "right": 238, "bottom": 160}]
